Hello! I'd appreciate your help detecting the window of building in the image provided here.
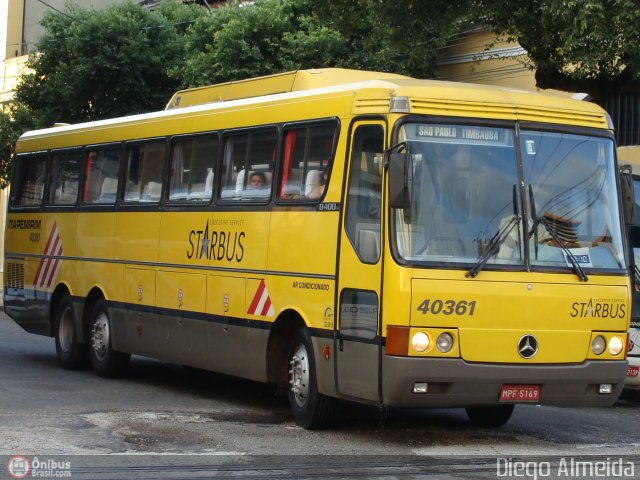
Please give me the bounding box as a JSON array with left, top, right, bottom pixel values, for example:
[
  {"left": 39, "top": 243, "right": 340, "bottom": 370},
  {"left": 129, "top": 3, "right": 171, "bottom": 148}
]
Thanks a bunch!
[
  {"left": 168, "top": 134, "right": 218, "bottom": 202},
  {"left": 124, "top": 140, "right": 165, "bottom": 203}
]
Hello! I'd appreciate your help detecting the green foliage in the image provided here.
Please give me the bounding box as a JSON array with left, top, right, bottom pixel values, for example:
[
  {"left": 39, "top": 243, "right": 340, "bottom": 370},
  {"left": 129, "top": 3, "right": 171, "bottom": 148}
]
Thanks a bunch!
[
  {"left": 178, "top": 0, "right": 471, "bottom": 87},
  {"left": 15, "top": 1, "right": 204, "bottom": 126},
  {"left": 476, "top": 0, "right": 640, "bottom": 94},
  {"left": 176, "top": 0, "right": 349, "bottom": 87},
  {"left": 14, "top": 0, "right": 640, "bottom": 123},
  {"left": 0, "top": 106, "right": 38, "bottom": 188},
  {"left": 311, "top": 0, "right": 472, "bottom": 78}
]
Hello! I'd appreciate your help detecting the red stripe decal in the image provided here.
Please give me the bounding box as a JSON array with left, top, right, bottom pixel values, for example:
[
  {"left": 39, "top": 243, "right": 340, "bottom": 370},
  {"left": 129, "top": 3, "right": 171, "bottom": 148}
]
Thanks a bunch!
[
  {"left": 247, "top": 280, "right": 266, "bottom": 315},
  {"left": 260, "top": 296, "right": 272, "bottom": 316}
]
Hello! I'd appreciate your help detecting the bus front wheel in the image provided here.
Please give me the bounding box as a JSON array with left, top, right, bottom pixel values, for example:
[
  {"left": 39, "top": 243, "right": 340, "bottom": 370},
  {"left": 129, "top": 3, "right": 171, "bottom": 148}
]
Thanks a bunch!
[
  {"left": 54, "top": 295, "right": 89, "bottom": 369},
  {"left": 88, "top": 299, "right": 130, "bottom": 378},
  {"left": 465, "top": 404, "right": 515, "bottom": 427},
  {"left": 288, "top": 328, "right": 335, "bottom": 429}
]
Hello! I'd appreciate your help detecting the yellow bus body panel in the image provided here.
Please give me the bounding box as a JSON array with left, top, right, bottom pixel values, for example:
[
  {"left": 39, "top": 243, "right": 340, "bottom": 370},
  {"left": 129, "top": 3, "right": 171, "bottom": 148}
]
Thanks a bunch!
[{"left": 408, "top": 271, "right": 628, "bottom": 363}]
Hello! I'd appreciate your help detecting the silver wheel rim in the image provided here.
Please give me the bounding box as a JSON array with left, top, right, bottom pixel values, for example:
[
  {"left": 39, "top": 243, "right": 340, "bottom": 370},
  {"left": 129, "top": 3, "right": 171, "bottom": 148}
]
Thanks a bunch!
[
  {"left": 91, "top": 312, "right": 110, "bottom": 361},
  {"left": 58, "top": 306, "right": 74, "bottom": 353},
  {"left": 289, "top": 343, "right": 310, "bottom": 408}
]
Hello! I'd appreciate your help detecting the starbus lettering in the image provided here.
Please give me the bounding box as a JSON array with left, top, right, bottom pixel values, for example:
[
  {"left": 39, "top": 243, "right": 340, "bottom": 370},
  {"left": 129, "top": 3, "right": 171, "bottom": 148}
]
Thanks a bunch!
[
  {"left": 570, "top": 298, "right": 626, "bottom": 318},
  {"left": 187, "top": 220, "right": 245, "bottom": 262}
]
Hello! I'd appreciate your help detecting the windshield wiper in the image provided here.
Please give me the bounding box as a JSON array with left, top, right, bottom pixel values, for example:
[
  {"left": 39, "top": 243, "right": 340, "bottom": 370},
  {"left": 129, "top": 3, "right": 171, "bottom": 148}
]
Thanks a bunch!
[
  {"left": 468, "top": 185, "right": 521, "bottom": 279},
  {"left": 466, "top": 214, "right": 520, "bottom": 278},
  {"left": 528, "top": 185, "right": 589, "bottom": 282}
]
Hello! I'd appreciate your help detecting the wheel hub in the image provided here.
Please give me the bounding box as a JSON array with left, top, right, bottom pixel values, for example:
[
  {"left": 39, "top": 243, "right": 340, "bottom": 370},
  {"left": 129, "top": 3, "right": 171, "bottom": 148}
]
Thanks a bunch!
[
  {"left": 58, "top": 306, "right": 74, "bottom": 352},
  {"left": 91, "top": 313, "right": 110, "bottom": 361},
  {"left": 289, "top": 343, "right": 310, "bottom": 408}
]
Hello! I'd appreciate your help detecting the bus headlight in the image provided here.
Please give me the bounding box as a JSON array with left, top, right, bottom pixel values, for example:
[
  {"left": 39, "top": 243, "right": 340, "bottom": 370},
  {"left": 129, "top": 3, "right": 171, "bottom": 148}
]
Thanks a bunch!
[
  {"left": 591, "top": 335, "right": 606, "bottom": 355},
  {"left": 412, "top": 332, "right": 430, "bottom": 352},
  {"left": 608, "top": 336, "right": 624, "bottom": 356},
  {"left": 436, "top": 332, "right": 453, "bottom": 353}
]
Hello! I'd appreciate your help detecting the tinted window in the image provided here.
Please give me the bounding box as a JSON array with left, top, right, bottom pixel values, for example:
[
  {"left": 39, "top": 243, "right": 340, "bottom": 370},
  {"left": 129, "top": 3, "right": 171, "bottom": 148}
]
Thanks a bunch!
[
  {"left": 220, "top": 129, "right": 277, "bottom": 202},
  {"left": 278, "top": 123, "right": 337, "bottom": 201},
  {"left": 82, "top": 145, "right": 121, "bottom": 204},
  {"left": 15, "top": 153, "right": 47, "bottom": 207},
  {"left": 169, "top": 134, "right": 218, "bottom": 202},
  {"left": 124, "top": 140, "right": 165, "bottom": 203},
  {"left": 345, "top": 125, "right": 384, "bottom": 264},
  {"left": 48, "top": 149, "right": 81, "bottom": 205}
]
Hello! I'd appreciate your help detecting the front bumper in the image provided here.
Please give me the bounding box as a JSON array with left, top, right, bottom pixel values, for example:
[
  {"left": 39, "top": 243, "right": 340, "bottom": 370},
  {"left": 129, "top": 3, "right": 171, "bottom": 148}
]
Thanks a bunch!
[{"left": 382, "top": 356, "right": 627, "bottom": 408}]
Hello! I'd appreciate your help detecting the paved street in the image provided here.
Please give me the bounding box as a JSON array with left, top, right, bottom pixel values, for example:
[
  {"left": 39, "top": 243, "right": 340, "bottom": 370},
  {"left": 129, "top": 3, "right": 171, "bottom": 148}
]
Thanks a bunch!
[{"left": 1, "top": 312, "right": 639, "bottom": 478}]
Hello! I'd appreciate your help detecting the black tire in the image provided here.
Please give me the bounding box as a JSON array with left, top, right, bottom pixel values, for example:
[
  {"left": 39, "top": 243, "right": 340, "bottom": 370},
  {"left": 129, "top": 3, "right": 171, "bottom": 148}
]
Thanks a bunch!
[
  {"left": 288, "top": 327, "right": 335, "bottom": 429},
  {"left": 465, "top": 404, "right": 515, "bottom": 427},
  {"left": 88, "top": 298, "right": 130, "bottom": 378},
  {"left": 53, "top": 295, "right": 89, "bottom": 369},
  {"left": 620, "top": 388, "right": 640, "bottom": 403}
]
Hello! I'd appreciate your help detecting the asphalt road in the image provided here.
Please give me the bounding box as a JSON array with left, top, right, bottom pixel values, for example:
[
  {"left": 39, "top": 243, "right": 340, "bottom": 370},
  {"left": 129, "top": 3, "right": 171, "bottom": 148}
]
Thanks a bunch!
[{"left": 1, "top": 312, "right": 639, "bottom": 478}]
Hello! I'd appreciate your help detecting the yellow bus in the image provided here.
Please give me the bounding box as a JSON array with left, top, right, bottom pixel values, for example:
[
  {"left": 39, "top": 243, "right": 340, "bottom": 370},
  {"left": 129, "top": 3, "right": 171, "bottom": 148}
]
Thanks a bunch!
[
  {"left": 618, "top": 148, "right": 640, "bottom": 393},
  {"left": 4, "top": 69, "right": 631, "bottom": 428}
]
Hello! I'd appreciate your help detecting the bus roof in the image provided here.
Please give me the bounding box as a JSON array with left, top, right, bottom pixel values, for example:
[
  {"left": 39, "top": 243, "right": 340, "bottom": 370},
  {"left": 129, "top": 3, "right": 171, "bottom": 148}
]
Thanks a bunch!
[
  {"left": 17, "top": 69, "right": 611, "bottom": 152},
  {"left": 164, "top": 68, "right": 411, "bottom": 109}
]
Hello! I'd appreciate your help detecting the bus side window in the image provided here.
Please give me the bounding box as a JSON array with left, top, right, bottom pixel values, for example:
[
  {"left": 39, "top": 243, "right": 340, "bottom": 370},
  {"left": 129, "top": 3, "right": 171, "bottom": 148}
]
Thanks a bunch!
[
  {"left": 220, "top": 129, "right": 276, "bottom": 202},
  {"left": 345, "top": 125, "right": 384, "bottom": 264},
  {"left": 277, "top": 123, "right": 337, "bottom": 202},
  {"left": 48, "top": 148, "right": 81, "bottom": 205},
  {"left": 124, "top": 140, "right": 165, "bottom": 203},
  {"left": 14, "top": 153, "right": 47, "bottom": 207},
  {"left": 82, "top": 145, "right": 121, "bottom": 204},
  {"left": 168, "top": 134, "right": 218, "bottom": 202}
]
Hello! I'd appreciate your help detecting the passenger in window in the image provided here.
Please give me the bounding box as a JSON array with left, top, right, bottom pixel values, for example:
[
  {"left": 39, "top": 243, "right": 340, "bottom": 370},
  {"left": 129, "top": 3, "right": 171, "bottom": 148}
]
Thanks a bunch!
[
  {"left": 248, "top": 171, "right": 267, "bottom": 189},
  {"left": 306, "top": 171, "right": 327, "bottom": 199}
]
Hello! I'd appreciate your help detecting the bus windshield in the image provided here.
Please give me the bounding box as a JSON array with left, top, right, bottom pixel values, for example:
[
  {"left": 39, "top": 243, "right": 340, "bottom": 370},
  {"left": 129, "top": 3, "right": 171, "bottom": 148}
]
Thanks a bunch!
[{"left": 394, "top": 123, "right": 626, "bottom": 272}]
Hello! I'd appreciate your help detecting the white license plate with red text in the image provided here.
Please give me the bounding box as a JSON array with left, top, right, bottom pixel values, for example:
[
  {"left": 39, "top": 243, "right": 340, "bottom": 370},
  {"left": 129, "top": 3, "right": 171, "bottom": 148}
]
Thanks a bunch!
[{"left": 499, "top": 384, "right": 541, "bottom": 402}]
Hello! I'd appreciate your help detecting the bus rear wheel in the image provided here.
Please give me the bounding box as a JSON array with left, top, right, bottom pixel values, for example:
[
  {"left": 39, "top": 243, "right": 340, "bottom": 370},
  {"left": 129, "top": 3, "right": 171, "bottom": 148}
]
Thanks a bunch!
[
  {"left": 88, "top": 299, "right": 130, "bottom": 378},
  {"left": 54, "top": 295, "right": 89, "bottom": 369},
  {"left": 288, "top": 328, "right": 335, "bottom": 429},
  {"left": 465, "top": 404, "right": 515, "bottom": 427}
]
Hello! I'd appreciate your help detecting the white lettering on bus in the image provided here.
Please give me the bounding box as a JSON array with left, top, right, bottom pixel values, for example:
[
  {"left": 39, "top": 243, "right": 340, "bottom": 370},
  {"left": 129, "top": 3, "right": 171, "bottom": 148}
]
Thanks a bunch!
[{"left": 462, "top": 128, "right": 499, "bottom": 141}]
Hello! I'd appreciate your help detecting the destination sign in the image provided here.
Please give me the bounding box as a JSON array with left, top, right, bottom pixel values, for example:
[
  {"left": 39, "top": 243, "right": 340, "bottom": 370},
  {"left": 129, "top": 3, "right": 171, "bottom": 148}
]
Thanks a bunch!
[{"left": 410, "top": 124, "right": 512, "bottom": 146}]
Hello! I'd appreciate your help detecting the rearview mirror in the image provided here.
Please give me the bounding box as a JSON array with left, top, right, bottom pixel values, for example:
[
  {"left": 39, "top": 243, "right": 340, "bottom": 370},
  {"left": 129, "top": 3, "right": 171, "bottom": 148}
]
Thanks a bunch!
[
  {"left": 388, "top": 151, "right": 412, "bottom": 209},
  {"left": 620, "top": 165, "right": 636, "bottom": 225}
]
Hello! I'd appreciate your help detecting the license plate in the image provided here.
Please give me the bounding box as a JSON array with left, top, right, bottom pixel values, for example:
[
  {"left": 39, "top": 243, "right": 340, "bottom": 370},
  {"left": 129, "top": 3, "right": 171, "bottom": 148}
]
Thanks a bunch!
[
  {"left": 499, "top": 384, "right": 540, "bottom": 402},
  {"left": 627, "top": 366, "right": 639, "bottom": 377}
]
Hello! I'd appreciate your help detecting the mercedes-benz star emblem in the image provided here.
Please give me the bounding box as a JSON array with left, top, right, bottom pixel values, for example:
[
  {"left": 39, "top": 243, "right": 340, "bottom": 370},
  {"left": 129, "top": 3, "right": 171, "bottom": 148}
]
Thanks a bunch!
[{"left": 518, "top": 334, "right": 538, "bottom": 359}]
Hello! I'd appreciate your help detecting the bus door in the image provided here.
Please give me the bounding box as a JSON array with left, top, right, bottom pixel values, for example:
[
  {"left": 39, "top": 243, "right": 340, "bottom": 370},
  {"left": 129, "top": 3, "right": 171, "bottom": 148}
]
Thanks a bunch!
[{"left": 336, "top": 122, "right": 385, "bottom": 402}]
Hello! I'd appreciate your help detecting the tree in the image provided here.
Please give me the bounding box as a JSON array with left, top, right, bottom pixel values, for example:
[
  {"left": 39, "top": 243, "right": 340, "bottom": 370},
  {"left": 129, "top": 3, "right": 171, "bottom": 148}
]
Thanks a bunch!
[
  {"left": 177, "top": 0, "right": 348, "bottom": 87},
  {"left": 14, "top": 1, "right": 204, "bottom": 126},
  {"left": 178, "top": 0, "right": 473, "bottom": 88},
  {"left": 0, "top": 106, "right": 38, "bottom": 188},
  {"left": 476, "top": 0, "right": 640, "bottom": 96},
  {"left": 310, "top": 0, "right": 472, "bottom": 79}
]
